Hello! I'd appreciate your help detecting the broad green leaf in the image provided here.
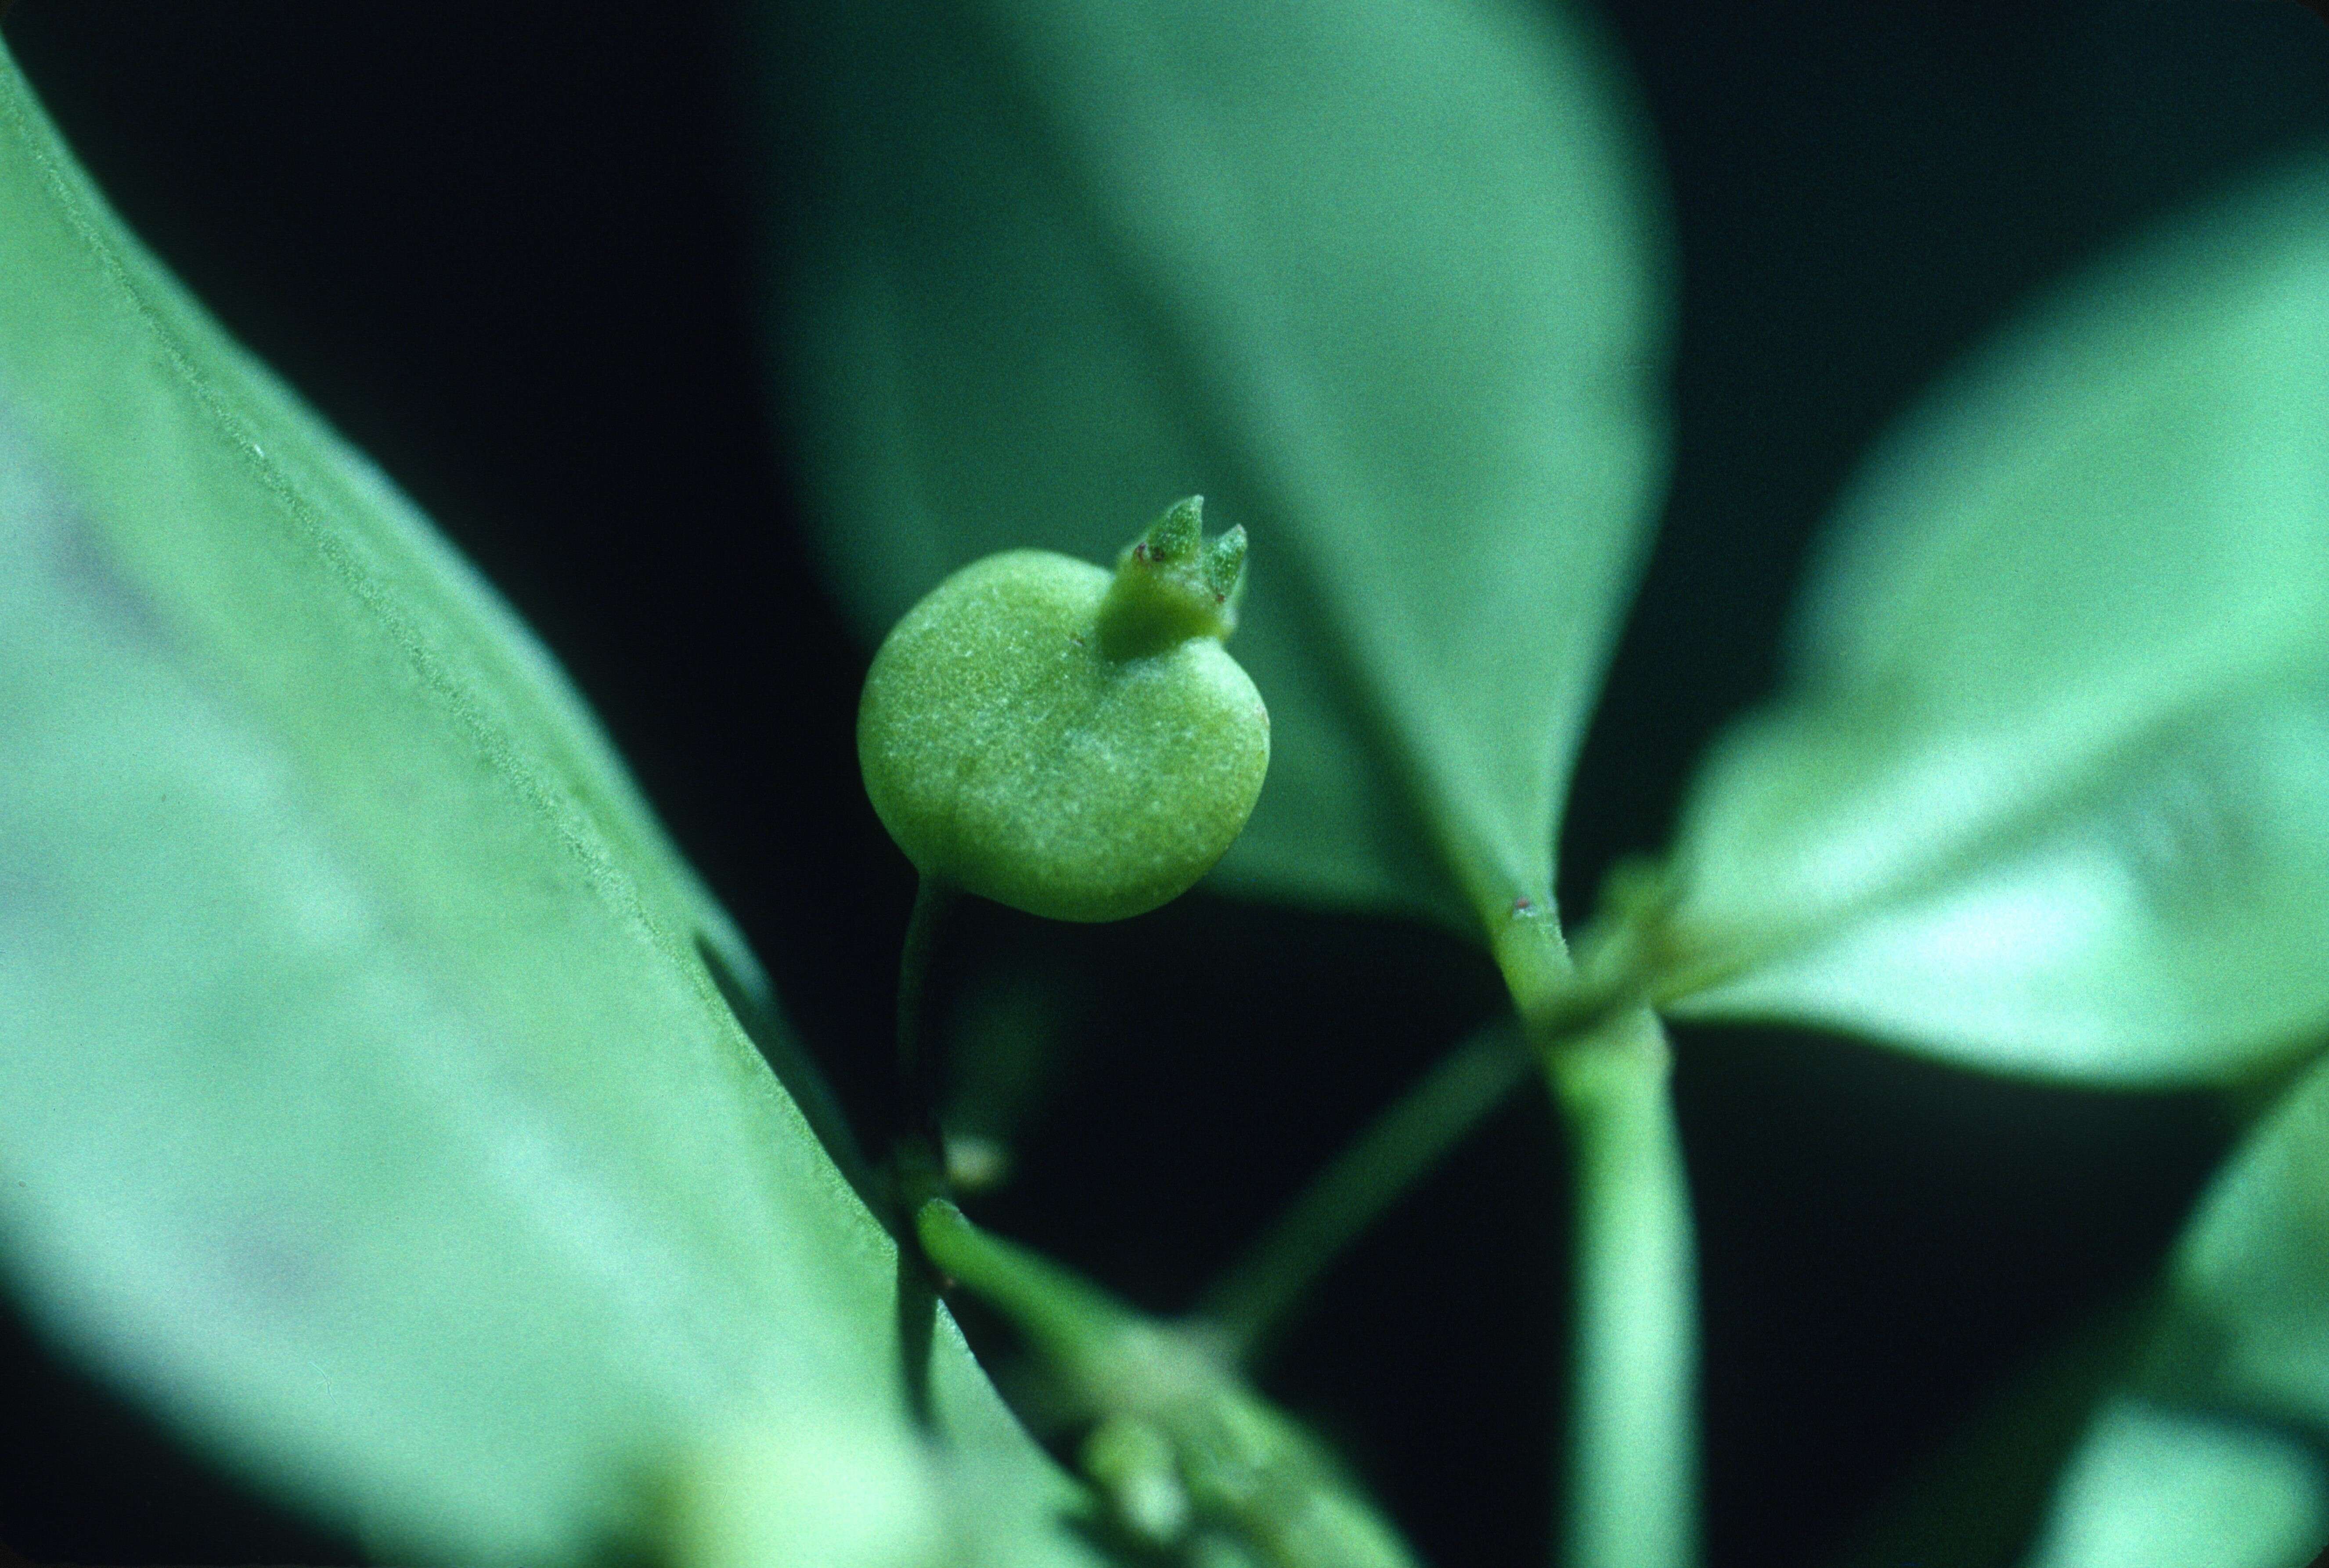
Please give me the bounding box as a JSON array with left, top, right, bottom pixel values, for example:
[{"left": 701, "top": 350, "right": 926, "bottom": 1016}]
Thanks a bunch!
[
  {"left": 1660, "top": 153, "right": 2329, "bottom": 1083},
  {"left": 773, "top": 0, "right": 1671, "bottom": 934},
  {"left": 2023, "top": 1049, "right": 2329, "bottom": 1568},
  {"left": 0, "top": 43, "right": 1095, "bottom": 1568}
]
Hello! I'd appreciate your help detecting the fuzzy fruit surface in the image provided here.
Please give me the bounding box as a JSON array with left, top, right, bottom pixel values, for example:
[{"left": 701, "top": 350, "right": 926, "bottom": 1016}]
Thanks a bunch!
[{"left": 859, "top": 549, "right": 1269, "bottom": 922}]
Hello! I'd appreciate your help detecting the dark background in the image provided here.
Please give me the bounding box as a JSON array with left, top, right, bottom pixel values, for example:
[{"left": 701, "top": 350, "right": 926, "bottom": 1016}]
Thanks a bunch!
[{"left": 4, "top": 4, "right": 2327, "bottom": 1566}]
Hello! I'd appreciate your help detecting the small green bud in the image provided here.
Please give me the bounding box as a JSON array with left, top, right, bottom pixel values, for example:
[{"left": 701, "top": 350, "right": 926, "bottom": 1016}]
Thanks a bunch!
[
  {"left": 858, "top": 503, "right": 1270, "bottom": 922},
  {"left": 1083, "top": 1416, "right": 1192, "bottom": 1545},
  {"left": 1098, "top": 497, "right": 1245, "bottom": 658}
]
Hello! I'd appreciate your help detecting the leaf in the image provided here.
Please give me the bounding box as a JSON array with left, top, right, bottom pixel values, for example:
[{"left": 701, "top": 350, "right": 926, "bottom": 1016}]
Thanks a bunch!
[
  {"left": 771, "top": 0, "right": 1672, "bottom": 933},
  {"left": 0, "top": 42, "right": 1095, "bottom": 1568},
  {"left": 1828, "top": 1297, "right": 2152, "bottom": 1568},
  {"left": 1659, "top": 152, "right": 2329, "bottom": 1084},
  {"left": 2020, "top": 1398, "right": 2325, "bottom": 1568},
  {"left": 2148, "top": 1048, "right": 2329, "bottom": 1449},
  {"left": 2020, "top": 1049, "right": 2329, "bottom": 1567}
]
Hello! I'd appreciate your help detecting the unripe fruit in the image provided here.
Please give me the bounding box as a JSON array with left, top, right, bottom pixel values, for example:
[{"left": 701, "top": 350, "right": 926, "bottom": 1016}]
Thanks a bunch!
[{"left": 858, "top": 499, "right": 1269, "bottom": 922}]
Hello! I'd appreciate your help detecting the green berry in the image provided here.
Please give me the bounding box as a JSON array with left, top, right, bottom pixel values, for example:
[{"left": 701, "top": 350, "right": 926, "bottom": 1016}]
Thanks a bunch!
[{"left": 858, "top": 499, "right": 1269, "bottom": 922}]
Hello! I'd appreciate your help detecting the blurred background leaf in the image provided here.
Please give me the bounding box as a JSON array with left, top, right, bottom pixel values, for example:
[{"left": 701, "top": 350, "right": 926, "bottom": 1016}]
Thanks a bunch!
[
  {"left": 2022, "top": 1042, "right": 2329, "bottom": 1568},
  {"left": 2151, "top": 1050, "right": 2329, "bottom": 1443},
  {"left": 1830, "top": 1073, "right": 2329, "bottom": 1568},
  {"left": 1663, "top": 153, "right": 2329, "bottom": 1086},
  {"left": 768, "top": 0, "right": 1673, "bottom": 934},
  {"left": 1824, "top": 1297, "right": 2152, "bottom": 1568},
  {"left": 1816, "top": 952, "right": 2329, "bottom": 1568},
  {"left": 0, "top": 41, "right": 1095, "bottom": 1568},
  {"left": 2021, "top": 1396, "right": 2324, "bottom": 1568},
  {"left": 2012, "top": 1034, "right": 2329, "bottom": 1556}
]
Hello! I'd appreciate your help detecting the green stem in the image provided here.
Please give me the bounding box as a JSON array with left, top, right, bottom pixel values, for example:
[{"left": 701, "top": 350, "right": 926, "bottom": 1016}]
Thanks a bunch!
[
  {"left": 892, "top": 875, "right": 955, "bottom": 1196},
  {"left": 890, "top": 877, "right": 957, "bottom": 1429},
  {"left": 1544, "top": 1008, "right": 1698, "bottom": 1568},
  {"left": 916, "top": 1199, "right": 1143, "bottom": 1384},
  {"left": 1198, "top": 1020, "right": 1536, "bottom": 1363}
]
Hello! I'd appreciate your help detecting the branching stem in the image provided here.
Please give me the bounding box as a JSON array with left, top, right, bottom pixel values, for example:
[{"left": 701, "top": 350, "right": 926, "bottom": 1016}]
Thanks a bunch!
[{"left": 1199, "top": 1020, "right": 1537, "bottom": 1363}]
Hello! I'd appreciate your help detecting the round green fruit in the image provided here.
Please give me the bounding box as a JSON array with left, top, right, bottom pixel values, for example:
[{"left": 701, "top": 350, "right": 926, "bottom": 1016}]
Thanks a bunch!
[{"left": 858, "top": 500, "right": 1269, "bottom": 922}]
